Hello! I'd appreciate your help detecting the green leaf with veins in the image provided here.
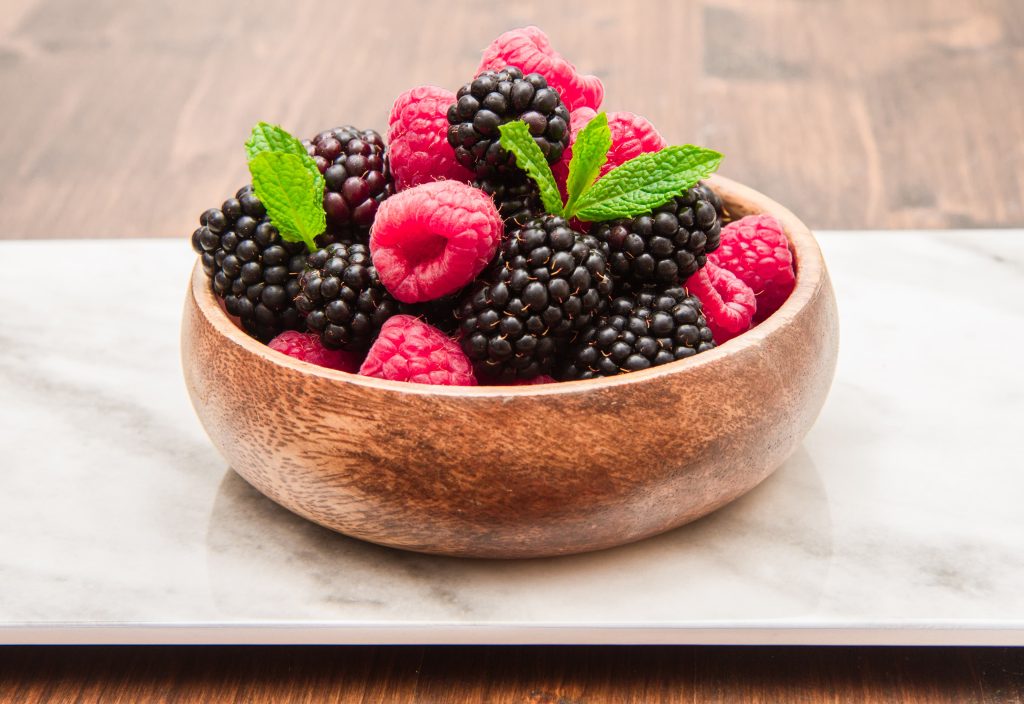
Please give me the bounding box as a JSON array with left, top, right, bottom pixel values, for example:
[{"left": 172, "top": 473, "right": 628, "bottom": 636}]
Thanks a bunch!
[
  {"left": 562, "top": 111, "right": 611, "bottom": 218},
  {"left": 573, "top": 145, "right": 723, "bottom": 222},
  {"left": 497, "top": 120, "right": 564, "bottom": 216},
  {"left": 248, "top": 151, "right": 325, "bottom": 253},
  {"left": 245, "top": 122, "right": 311, "bottom": 162}
]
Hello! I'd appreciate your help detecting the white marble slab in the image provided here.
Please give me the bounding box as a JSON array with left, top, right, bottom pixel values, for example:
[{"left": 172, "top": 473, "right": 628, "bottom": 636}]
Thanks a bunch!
[{"left": 1, "top": 232, "right": 1023, "bottom": 645}]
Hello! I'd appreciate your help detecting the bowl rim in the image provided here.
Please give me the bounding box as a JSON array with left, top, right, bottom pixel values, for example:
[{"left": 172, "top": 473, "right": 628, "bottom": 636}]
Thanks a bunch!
[{"left": 188, "top": 174, "right": 826, "bottom": 397}]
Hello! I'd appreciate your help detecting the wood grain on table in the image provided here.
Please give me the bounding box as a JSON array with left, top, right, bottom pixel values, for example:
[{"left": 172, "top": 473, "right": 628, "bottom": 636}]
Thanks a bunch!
[
  {"left": 1, "top": 0, "right": 1023, "bottom": 238},
  {"left": 1, "top": 0, "right": 1023, "bottom": 701},
  {"left": 1, "top": 647, "right": 1023, "bottom": 703}
]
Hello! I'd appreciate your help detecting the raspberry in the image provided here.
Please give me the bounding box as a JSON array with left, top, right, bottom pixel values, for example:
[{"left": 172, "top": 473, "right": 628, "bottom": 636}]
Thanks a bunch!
[
  {"left": 552, "top": 107, "right": 666, "bottom": 195},
  {"left": 359, "top": 315, "right": 477, "bottom": 386},
  {"left": 370, "top": 181, "right": 503, "bottom": 303},
  {"left": 477, "top": 26, "right": 603, "bottom": 112},
  {"left": 388, "top": 86, "right": 475, "bottom": 191},
  {"left": 708, "top": 214, "right": 795, "bottom": 323},
  {"left": 267, "top": 331, "right": 361, "bottom": 372},
  {"left": 686, "top": 260, "right": 756, "bottom": 343}
]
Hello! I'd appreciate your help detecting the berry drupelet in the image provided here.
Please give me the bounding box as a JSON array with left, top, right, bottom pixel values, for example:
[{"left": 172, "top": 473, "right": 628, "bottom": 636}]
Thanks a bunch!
[
  {"left": 455, "top": 215, "right": 612, "bottom": 381},
  {"left": 294, "top": 243, "right": 399, "bottom": 351},
  {"left": 472, "top": 174, "right": 543, "bottom": 228},
  {"left": 561, "top": 288, "right": 715, "bottom": 380},
  {"left": 399, "top": 296, "right": 460, "bottom": 335},
  {"left": 695, "top": 181, "right": 726, "bottom": 223},
  {"left": 191, "top": 185, "right": 307, "bottom": 342},
  {"left": 593, "top": 185, "right": 723, "bottom": 289},
  {"left": 304, "top": 126, "right": 394, "bottom": 239},
  {"left": 447, "top": 66, "right": 571, "bottom": 177}
]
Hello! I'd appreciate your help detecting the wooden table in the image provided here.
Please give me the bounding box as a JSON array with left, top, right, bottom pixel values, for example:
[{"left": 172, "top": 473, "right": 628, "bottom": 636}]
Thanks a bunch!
[
  {"left": 2, "top": 0, "right": 1023, "bottom": 236},
  {"left": 1, "top": 0, "right": 1022, "bottom": 701}
]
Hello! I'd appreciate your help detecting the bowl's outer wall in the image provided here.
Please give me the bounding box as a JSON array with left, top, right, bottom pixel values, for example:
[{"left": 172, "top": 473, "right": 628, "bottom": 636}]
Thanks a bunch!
[{"left": 181, "top": 176, "right": 839, "bottom": 558}]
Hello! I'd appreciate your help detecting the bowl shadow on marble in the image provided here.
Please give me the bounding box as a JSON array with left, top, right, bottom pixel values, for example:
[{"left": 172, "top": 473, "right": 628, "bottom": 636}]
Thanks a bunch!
[{"left": 205, "top": 448, "right": 832, "bottom": 623}]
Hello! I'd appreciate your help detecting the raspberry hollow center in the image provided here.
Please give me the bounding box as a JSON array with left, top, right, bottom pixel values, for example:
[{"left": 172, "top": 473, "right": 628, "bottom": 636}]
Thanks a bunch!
[{"left": 396, "top": 229, "right": 448, "bottom": 264}]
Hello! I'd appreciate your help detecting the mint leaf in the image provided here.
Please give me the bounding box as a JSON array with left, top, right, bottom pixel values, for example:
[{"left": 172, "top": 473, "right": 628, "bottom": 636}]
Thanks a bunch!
[
  {"left": 498, "top": 120, "right": 564, "bottom": 216},
  {"left": 248, "top": 152, "right": 325, "bottom": 253},
  {"left": 573, "top": 145, "right": 723, "bottom": 222},
  {"left": 245, "top": 122, "right": 310, "bottom": 161},
  {"left": 563, "top": 112, "right": 611, "bottom": 218}
]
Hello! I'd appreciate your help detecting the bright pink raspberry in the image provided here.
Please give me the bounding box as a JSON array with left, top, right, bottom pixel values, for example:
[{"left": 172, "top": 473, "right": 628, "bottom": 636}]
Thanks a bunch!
[
  {"left": 687, "top": 261, "right": 757, "bottom": 343},
  {"left": 552, "top": 107, "right": 666, "bottom": 197},
  {"left": 477, "top": 26, "right": 604, "bottom": 112},
  {"left": 359, "top": 315, "right": 477, "bottom": 386},
  {"left": 709, "top": 214, "right": 795, "bottom": 323},
  {"left": 267, "top": 331, "right": 361, "bottom": 372},
  {"left": 388, "top": 86, "right": 475, "bottom": 191},
  {"left": 371, "top": 180, "right": 502, "bottom": 303}
]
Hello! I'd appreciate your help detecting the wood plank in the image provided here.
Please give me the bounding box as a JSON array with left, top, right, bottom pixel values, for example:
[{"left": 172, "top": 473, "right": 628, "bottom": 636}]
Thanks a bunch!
[
  {"left": 1, "top": 646, "right": 1023, "bottom": 703},
  {"left": 0, "top": 0, "right": 1021, "bottom": 237}
]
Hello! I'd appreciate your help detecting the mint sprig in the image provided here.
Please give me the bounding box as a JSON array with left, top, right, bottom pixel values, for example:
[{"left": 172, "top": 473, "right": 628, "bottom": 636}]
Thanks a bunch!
[
  {"left": 245, "top": 122, "right": 310, "bottom": 161},
  {"left": 499, "top": 112, "right": 723, "bottom": 223},
  {"left": 248, "top": 151, "right": 325, "bottom": 253},
  {"left": 562, "top": 112, "right": 611, "bottom": 217},
  {"left": 571, "top": 145, "right": 723, "bottom": 222},
  {"left": 497, "top": 121, "right": 564, "bottom": 216},
  {"left": 245, "top": 122, "right": 325, "bottom": 253}
]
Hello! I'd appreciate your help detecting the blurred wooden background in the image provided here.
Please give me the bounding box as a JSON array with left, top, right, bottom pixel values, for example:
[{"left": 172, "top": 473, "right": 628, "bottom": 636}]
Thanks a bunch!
[
  {"left": 1, "top": 0, "right": 1022, "bottom": 238},
  {"left": 2, "top": 0, "right": 1024, "bottom": 701}
]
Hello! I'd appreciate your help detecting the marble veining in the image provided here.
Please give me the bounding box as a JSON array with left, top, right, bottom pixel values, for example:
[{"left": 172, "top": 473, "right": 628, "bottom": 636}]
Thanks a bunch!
[{"left": 0, "top": 233, "right": 1022, "bottom": 644}]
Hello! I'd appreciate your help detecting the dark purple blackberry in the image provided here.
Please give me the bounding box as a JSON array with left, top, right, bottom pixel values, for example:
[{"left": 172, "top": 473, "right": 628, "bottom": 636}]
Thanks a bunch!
[
  {"left": 295, "top": 243, "right": 399, "bottom": 351},
  {"left": 561, "top": 288, "right": 715, "bottom": 380},
  {"left": 694, "top": 180, "right": 726, "bottom": 222},
  {"left": 400, "top": 296, "right": 460, "bottom": 335},
  {"left": 303, "top": 126, "right": 394, "bottom": 238},
  {"left": 315, "top": 226, "right": 363, "bottom": 249},
  {"left": 593, "top": 185, "right": 723, "bottom": 288},
  {"left": 455, "top": 215, "right": 612, "bottom": 381},
  {"left": 473, "top": 174, "right": 543, "bottom": 227},
  {"left": 190, "top": 185, "right": 307, "bottom": 342},
  {"left": 447, "top": 66, "right": 571, "bottom": 178}
]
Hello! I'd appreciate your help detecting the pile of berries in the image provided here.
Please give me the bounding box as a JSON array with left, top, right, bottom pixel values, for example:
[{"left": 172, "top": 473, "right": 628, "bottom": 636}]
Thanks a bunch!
[{"left": 189, "top": 27, "right": 796, "bottom": 386}]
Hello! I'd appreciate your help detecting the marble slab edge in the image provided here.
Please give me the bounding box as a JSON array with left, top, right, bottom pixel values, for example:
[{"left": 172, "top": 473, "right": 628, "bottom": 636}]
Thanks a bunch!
[{"left": 4, "top": 622, "right": 1024, "bottom": 646}]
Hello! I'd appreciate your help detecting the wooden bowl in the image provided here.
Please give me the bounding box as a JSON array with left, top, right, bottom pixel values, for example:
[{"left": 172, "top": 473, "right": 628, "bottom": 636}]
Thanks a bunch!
[{"left": 181, "top": 175, "right": 838, "bottom": 559}]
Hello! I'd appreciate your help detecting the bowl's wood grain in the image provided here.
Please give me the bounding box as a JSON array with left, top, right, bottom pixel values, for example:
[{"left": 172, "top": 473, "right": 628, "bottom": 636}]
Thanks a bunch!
[{"left": 181, "top": 175, "right": 838, "bottom": 558}]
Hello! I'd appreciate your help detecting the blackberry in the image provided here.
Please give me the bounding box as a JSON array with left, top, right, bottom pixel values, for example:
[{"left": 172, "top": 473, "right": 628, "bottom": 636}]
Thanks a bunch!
[
  {"left": 400, "top": 296, "right": 460, "bottom": 335},
  {"left": 562, "top": 288, "right": 716, "bottom": 380},
  {"left": 190, "top": 185, "right": 307, "bottom": 342},
  {"left": 447, "top": 66, "right": 571, "bottom": 178},
  {"left": 295, "top": 243, "right": 399, "bottom": 351},
  {"left": 593, "top": 185, "right": 723, "bottom": 288},
  {"left": 455, "top": 215, "right": 612, "bottom": 381},
  {"left": 304, "top": 126, "right": 394, "bottom": 238},
  {"left": 473, "top": 174, "right": 543, "bottom": 227},
  {"left": 696, "top": 181, "right": 729, "bottom": 223}
]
